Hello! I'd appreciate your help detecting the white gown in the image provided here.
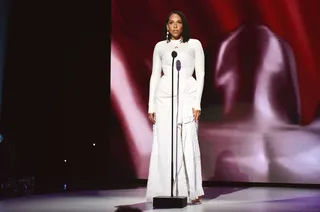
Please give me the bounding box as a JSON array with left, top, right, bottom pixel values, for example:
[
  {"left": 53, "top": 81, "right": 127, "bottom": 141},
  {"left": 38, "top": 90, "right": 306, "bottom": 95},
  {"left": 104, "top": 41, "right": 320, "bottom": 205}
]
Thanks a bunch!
[{"left": 146, "top": 38, "right": 205, "bottom": 202}]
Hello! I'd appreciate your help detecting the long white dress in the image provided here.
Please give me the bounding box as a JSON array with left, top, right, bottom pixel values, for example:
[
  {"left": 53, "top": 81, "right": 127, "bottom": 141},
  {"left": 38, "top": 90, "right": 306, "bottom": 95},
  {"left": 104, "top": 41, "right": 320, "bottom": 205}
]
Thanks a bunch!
[{"left": 146, "top": 38, "right": 205, "bottom": 202}]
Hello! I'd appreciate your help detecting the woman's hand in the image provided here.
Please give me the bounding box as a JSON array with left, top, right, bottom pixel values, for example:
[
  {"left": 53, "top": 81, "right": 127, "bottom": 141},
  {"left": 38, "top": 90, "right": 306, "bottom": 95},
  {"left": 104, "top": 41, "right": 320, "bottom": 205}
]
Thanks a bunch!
[
  {"left": 192, "top": 108, "right": 201, "bottom": 122},
  {"left": 148, "top": 113, "right": 156, "bottom": 124}
]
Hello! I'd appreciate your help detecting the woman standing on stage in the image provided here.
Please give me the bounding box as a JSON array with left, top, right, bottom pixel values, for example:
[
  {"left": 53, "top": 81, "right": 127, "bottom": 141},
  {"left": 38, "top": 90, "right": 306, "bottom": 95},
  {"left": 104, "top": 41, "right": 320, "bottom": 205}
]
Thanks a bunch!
[{"left": 146, "top": 11, "right": 205, "bottom": 204}]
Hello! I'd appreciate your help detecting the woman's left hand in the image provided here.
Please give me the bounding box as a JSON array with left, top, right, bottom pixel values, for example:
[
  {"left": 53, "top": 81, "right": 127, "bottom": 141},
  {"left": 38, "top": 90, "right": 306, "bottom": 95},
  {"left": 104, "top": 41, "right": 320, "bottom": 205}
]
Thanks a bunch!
[{"left": 192, "top": 108, "right": 201, "bottom": 122}]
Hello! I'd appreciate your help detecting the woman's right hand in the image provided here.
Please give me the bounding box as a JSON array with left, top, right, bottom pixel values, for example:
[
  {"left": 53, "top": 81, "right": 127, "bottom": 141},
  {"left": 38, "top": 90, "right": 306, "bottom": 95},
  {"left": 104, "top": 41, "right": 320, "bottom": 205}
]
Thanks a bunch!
[{"left": 148, "top": 113, "right": 156, "bottom": 124}]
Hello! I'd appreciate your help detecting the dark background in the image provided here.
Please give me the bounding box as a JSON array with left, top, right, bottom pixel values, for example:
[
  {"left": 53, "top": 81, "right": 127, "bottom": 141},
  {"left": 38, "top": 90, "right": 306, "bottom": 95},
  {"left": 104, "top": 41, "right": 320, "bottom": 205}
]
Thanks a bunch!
[{"left": 0, "top": 0, "right": 137, "bottom": 193}]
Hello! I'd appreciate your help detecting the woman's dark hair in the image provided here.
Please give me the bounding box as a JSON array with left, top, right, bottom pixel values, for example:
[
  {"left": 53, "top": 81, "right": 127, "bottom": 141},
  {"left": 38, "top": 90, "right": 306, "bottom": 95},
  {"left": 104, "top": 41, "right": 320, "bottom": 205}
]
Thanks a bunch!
[{"left": 163, "top": 10, "right": 190, "bottom": 43}]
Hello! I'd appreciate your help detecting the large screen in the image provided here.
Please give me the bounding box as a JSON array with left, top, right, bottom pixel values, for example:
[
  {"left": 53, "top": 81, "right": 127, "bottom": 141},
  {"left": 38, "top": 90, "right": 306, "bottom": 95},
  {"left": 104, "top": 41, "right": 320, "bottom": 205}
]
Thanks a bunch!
[{"left": 111, "top": 0, "right": 320, "bottom": 184}]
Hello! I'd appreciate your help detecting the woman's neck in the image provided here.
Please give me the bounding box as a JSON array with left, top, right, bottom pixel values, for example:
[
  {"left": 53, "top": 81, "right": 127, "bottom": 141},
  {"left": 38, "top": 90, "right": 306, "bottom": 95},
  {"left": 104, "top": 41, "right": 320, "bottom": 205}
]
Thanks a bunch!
[
  {"left": 170, "top": 37, "right": 183, "bottom": 41},
  {"left": 171, "top": 36, "right": 183, "bottom": 41}
]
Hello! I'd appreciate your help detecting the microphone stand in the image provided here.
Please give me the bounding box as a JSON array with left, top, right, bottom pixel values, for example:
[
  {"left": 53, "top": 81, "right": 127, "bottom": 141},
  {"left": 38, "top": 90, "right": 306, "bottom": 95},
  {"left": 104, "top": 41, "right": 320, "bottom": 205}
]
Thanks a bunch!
[
  {"left": 170, "top": 51, "right": 176, "bottom": 197},
  {"left": 175, "top": 60, "right": 181, "bottom": 196},
  {"left": 153, "top": 51, "right": 187, "bottom": 209}
]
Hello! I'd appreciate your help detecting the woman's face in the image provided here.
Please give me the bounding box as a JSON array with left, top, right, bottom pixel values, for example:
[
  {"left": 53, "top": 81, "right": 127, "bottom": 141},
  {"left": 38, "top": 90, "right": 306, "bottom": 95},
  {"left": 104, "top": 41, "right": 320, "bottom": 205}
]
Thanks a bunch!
[{"left": 167, "top": 13, "right": 183, "bottom": 40}]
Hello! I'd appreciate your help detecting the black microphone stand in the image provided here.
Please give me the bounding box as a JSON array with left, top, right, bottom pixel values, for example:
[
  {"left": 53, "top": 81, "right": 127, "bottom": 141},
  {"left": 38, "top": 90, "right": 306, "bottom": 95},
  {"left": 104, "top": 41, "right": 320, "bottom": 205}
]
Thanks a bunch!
[
  {"left": 170, "top": 51, "right": 177, "bottom": 197},
  {"left": 153, "top": 51, "right": 187, "bottom": 209},
  {"left": 175, "top": 59, "right": 181, "bottom": 196}
]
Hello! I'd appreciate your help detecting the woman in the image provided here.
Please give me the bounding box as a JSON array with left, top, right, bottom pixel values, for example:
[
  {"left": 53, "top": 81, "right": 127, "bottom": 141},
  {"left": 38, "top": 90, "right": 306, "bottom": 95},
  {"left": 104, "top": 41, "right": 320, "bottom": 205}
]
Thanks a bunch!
[{"left": 146, "top": 11, "right": 205, "bottom": 204}]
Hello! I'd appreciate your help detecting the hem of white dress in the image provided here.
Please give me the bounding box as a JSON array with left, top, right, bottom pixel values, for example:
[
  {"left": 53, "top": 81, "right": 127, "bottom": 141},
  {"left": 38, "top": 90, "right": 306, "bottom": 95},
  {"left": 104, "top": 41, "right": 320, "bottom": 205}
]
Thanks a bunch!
[{"left": 188, "top": 189, "right": 204, "bottom": 201}]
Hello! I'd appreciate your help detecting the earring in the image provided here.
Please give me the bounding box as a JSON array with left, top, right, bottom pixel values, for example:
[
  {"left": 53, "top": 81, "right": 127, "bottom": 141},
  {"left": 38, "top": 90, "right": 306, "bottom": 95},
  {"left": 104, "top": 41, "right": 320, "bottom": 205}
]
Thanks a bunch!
[{"left": 166, "top": 30, "right": 169, "bottom": 42}]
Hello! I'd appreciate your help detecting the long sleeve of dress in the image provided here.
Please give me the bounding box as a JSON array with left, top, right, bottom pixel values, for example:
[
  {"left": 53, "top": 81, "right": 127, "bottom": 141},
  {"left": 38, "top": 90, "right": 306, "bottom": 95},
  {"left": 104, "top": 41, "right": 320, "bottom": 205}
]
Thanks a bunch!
[
  {"left": 148, "top": 43, "right": 162, "bottom": 113},
  {"left": 193, "top": 40, "right": 205, "bottom": 111}
]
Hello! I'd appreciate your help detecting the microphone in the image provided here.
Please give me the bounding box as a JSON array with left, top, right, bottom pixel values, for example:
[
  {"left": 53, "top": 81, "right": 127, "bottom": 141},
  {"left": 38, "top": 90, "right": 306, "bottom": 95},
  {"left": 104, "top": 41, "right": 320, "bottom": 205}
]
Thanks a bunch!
[
  {"left": 171, "top": 51, "right": 177, "bottom": 58},
  {"left": 170, "top": 50, "right": 177, "bottom": 198},
  {"left": 176, "top": 60, "right": 181, "bottom": 71}
]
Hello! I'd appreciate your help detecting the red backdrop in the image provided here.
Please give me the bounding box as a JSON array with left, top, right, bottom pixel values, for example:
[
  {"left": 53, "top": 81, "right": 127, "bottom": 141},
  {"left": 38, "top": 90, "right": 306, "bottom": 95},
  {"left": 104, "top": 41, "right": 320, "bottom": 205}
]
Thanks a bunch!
[{"left": 111, "top": 0, "right": 320, "bottom": 184}]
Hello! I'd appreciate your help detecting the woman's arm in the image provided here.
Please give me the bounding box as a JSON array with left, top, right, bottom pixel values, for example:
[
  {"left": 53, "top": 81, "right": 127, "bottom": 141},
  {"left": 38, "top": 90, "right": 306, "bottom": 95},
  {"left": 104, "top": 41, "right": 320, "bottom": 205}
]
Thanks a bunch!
[
  {"left": 148, "top": 43, "right": 162, "bottom": 114},
  {"left": 193, "top": 39, "right": 205, "bottom": 111}
]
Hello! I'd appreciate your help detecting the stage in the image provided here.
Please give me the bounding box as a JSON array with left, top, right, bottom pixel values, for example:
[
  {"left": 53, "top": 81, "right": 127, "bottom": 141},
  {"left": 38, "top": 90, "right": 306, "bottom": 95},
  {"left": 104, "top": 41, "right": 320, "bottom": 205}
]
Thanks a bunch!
[{"left": 1, "top": 186, "right": 320, "bottom": 212}]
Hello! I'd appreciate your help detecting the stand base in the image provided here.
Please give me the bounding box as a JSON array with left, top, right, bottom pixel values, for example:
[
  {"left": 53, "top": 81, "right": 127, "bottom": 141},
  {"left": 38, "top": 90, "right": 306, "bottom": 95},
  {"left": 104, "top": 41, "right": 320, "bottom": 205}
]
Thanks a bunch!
[{"left": 153, "top": 196, "right": 188, "bottom": 208}]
